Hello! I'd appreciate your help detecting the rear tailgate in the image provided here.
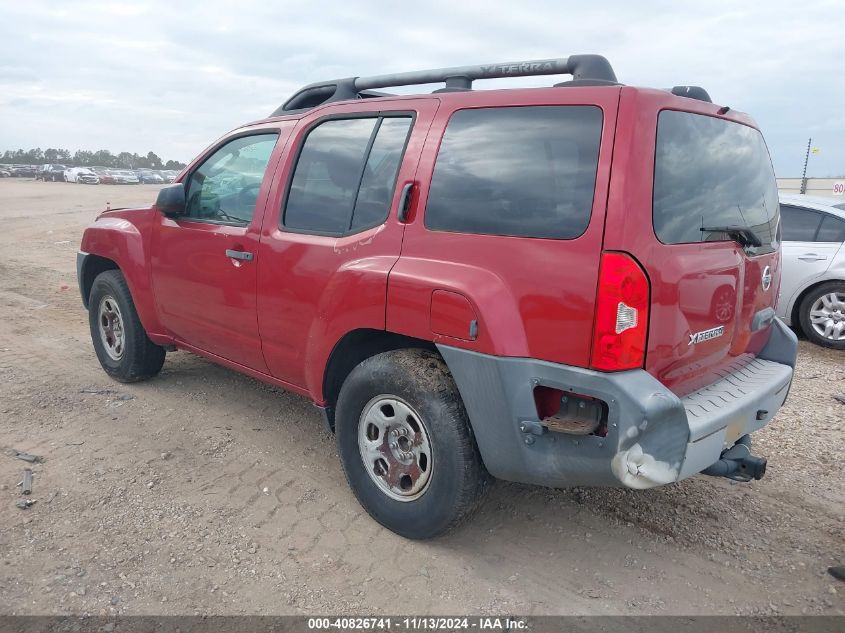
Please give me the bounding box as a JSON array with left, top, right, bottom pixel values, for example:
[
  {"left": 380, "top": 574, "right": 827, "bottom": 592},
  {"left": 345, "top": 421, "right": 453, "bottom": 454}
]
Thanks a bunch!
[{"left": 604, "top": 88, "right": 781, "bottom": 396}]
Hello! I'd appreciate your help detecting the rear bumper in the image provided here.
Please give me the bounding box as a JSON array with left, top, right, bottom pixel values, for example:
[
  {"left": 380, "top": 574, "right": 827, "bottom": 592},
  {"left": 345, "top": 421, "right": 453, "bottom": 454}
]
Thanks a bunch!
[{"left": 437, "top": 318, "right": 797, "bottom": 489}]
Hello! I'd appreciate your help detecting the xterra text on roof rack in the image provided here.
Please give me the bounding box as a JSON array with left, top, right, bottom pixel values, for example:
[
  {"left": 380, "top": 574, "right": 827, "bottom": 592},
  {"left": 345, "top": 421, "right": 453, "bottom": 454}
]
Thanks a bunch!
[{"left": 77, "top": 55, "right": 797, "bottom": 538}]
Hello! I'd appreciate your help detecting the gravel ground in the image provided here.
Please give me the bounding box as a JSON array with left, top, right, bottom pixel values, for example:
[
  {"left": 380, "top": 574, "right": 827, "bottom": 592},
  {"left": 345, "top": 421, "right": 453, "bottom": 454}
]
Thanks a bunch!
[{"left": 0, "top": 179, "right": 842, "bottom": 616}]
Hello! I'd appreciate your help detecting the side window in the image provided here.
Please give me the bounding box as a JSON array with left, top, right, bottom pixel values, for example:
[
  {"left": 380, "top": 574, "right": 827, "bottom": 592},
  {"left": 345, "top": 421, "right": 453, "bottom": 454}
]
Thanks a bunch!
[
  {"left": 352, "top": 118, "right": 412, "bottom": 230},
  {"left": 284, "top": 116, "right": 413, "bottom": 235},
  {"left": 185, "top": 133, "right": 278, "bottom": 224},
  {"left": 425, "top": 106, "right": 603, "bottom": 240},
  {"left": 817, "top": 214, "right": 845, "bottom": 242},
  {"left": 780, "top": 205, "right": 822, "bottom": 241}
]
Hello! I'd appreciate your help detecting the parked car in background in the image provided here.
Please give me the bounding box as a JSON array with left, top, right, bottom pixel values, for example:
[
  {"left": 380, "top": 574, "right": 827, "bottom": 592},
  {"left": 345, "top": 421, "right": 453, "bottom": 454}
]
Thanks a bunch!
[
  {"left": 91, "top": 169, "right": 116, "bottom": 184},
  {"left": 64, "top": 167, "right": 97, "bottom": 183},
  {"left": 0, "top": 168, "right": 10, "bottom": 178},
  {"left": 111, "top": 170, "right": 140, "bottom": 184},
  {"left": 137, "top": 171, "right": 164, "bottom": 184},
  {"left": 11, "top": 165, "right": 38, "bottom": 177},
  {"left": 777, "top": 194, "right": 845, "bottom": 348},
  {"left": 39, "top": 164, "right": 68, "bottom": 182},
  {"left": 76, "top": 170, "right": 100, "bottom": 185},
  {"left": 161, "top": 170, "right": 178, "bottom": 183}
]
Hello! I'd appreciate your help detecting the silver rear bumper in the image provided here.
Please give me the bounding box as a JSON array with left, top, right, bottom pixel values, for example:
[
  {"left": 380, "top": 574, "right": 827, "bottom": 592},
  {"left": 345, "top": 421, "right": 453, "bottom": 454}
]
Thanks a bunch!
[{"left": 438, "top": 319, "right": 797, "bottom": 489}]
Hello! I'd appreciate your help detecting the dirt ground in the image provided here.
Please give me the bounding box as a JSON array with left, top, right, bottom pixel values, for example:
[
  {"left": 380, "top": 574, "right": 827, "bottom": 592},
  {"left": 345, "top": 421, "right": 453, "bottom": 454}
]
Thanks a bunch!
[{"left": 0, "top": 178, "right": 842, "bottom": 617}]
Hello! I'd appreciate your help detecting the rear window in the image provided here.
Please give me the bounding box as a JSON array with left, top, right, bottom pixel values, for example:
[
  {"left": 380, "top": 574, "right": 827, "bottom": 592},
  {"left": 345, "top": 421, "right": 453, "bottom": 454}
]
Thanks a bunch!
[
  {"left": 653, "top": 111, "right": 779, "bottom": 253},
  {"left": 425, "top": 106, "right": 602, "bottom": 240}
]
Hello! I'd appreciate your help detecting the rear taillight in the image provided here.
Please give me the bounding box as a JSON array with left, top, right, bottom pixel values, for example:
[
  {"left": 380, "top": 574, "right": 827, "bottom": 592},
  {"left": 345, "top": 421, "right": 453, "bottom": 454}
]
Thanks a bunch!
[{"left": 590, "top": 252, "right": 650, "bottom": 371}]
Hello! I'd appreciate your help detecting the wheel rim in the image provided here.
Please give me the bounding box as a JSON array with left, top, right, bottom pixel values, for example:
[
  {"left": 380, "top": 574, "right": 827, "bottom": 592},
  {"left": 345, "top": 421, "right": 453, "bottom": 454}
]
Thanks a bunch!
[
  {"left": 809, "top": 291, "right": 845, "bottom": 341},
  {"left": 97, "top": 295, "right": 125, "bottom": 360},
  {"left": 357, "top": 396, "right": 433, "bottom": 502}
]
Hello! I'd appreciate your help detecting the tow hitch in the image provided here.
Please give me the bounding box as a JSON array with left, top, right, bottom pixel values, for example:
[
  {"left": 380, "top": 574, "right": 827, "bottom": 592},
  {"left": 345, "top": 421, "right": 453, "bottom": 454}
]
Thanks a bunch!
[{"left": 703, "top": 434, "right": 767, "bottom": 482}]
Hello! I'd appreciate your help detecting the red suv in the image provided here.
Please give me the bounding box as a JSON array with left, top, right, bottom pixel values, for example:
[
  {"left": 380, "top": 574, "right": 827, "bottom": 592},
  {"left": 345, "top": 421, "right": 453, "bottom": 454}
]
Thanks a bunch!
[{"left": 77, "top": 55, "right": 797, "bottom": 538}]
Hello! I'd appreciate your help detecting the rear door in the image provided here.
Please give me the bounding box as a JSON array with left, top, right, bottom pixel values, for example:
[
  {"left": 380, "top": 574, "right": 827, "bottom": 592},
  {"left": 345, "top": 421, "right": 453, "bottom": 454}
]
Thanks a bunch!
[
  {"left": 387, "top": 88, "right": 619, "bottom": 367},
  {"left": 256, "top": 98, "right": 439, "bottom": 391},
  {"left": 605, "top": 89, "right": 781, "bottom": 396}
]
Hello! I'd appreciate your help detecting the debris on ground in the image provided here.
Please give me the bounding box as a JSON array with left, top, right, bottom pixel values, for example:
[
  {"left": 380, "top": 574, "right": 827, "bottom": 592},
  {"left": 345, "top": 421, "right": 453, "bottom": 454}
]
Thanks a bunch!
[
  {"left": 834, "top": 394, "right": 845, "bottom": 405},
  {"left": 15, "top": 499, "right": 36, "bottom": 510},
  {"left": 21, "top": 468, "right": 33, "bottom": 495},
  {"left": 829, "top": 567, "right": 845, "bottom": 582},
  {"left": 14, "top": 450, "right": 43, "bottom": 463}
]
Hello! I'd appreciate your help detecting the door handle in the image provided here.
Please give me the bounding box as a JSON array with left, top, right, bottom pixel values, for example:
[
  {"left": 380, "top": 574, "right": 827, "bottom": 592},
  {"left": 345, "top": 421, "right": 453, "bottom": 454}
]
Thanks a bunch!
[
  {"left": 397, "top": 182, "right": 414, "bottom": 223},
  {"left": 797, "top": 253, "right": 826, "bottom": 262},
  {"left": 225, "top": 249, "right": 254, "bottom": 261}
]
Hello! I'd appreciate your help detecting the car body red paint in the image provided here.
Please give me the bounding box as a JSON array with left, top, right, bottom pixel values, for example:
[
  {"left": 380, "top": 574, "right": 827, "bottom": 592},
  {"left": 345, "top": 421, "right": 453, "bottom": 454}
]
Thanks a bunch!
[{"left": 82, "top": 85, "right": 775, "bottom": 398}]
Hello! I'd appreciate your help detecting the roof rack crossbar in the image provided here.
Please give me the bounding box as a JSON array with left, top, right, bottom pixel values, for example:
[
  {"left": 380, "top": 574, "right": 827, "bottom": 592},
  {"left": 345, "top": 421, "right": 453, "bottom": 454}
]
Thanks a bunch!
[{"left": 273, "top": 54, "right": 617, "bottom": 115}]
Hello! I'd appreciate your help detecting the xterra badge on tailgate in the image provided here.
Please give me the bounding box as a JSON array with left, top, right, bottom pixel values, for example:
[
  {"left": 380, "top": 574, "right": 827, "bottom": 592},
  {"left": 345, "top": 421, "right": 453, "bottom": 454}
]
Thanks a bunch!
[{"left": 689, "top": 326, "right": 725, "bottom": 345}]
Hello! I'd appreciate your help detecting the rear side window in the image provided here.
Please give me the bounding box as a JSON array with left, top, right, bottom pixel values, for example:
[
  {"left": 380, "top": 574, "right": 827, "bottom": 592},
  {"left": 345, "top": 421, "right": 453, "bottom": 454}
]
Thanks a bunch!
[
  {"left": 352, "top": 118, "right": 413, "bottom": 231},
  {"left": 284, "top": 116, "right": 412, "bottom": 235},
  {"left": 817, "top": 214, "right": 845, "bottom": 242},
  {"left": 780, "top": 205, "right": 822, "bottom": 241},
  {"left": 425, "top": 106, "right": 603, "bottom": 239},
  {"left": 653, "top": 111, "right": 779, "bottom": 253},
  {"left": 779, "top": 205, "right": 845, "bottom": 242}
]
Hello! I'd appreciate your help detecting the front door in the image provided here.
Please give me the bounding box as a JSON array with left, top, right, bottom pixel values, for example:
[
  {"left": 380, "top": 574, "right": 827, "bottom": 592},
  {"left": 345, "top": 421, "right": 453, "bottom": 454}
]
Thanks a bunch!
[{"left": 150, "top": 129, "right": 288, "bottom": 371}]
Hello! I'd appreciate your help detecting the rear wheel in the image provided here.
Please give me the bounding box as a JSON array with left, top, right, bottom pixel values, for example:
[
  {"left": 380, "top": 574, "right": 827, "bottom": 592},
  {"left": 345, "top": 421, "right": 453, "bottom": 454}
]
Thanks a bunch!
[
  {"left": 88, "top": 270, "right": 165, "bottom": 381},
  {"left": 798, "top": 281, "right": 845, "bottom": 349},
  {"left": 335, "top": 349, "right": 489, "bottom": 539}
]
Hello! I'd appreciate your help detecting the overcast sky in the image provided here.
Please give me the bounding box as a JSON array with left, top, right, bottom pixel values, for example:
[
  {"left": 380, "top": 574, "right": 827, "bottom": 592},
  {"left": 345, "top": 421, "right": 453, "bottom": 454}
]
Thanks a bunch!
[{"left": 1, "top": 0, "right": 842, "bottom": 176}]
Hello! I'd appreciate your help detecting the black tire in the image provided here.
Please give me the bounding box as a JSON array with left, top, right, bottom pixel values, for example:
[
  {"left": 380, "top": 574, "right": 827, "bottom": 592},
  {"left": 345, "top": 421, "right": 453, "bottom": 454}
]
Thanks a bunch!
[
  {"left": 335, "top": 348, "right": 489, "bottom": 539},
  {"left": 88, "top": 270, "right": 165, "bottom": 381},
  {"left": 798, "top": 281, "right": 845, "bottom": 349}
]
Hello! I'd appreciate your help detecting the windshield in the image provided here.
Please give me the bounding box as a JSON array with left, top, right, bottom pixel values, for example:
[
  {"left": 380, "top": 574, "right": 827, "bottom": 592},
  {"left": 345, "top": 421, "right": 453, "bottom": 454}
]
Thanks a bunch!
[{"left": 653, "top": 110, "right": 779, "bottom": 254}]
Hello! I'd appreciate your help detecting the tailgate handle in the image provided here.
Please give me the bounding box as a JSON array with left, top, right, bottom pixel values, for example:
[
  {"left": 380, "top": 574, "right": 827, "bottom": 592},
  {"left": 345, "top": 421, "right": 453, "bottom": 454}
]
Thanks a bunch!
[
  {"left": 751, "top": 307, "right": 776, "bottom": 332},
  {"left": 797, "top": 253, "right": 827, "bottom": 262}
]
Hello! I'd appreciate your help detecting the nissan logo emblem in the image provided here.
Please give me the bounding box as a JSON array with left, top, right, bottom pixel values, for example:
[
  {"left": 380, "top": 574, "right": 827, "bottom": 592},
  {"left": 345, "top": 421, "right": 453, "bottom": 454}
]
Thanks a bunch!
[{"left": 761, "top": 266, "right": 772, "bottom": 291}]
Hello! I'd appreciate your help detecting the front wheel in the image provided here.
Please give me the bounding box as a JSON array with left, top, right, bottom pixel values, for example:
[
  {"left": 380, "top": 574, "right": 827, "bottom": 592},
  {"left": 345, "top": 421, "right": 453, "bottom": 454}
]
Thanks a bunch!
[
  {"left": 335, "top": 349, "right": 489, "bottom": 539},
  {"left": 798, "top": 281, "right": 845, "bottom": 349},
  {"left": 88, "top": 270, "right": 165, "bottom": 381}
]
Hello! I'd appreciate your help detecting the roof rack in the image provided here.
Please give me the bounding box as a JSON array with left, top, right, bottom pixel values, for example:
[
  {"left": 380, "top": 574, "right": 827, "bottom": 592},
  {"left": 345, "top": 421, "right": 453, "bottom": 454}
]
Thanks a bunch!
[{"left": 272, "top": 54, "right": 618, "bottom": 116}]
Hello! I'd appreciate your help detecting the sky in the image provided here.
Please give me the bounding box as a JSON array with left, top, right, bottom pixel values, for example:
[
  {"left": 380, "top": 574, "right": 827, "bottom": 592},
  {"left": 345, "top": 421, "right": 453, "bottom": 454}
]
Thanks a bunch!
[{"left": 1, "top": 0, "right": 843, "bottom": 176}]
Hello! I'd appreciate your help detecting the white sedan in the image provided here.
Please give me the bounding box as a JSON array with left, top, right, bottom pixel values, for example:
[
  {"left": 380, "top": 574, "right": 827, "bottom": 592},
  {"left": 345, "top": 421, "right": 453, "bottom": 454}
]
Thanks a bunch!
[
  {"left": 777, "top": 194, "right": 845, "bottom": 348},
  {"left": 64, "top": 167, "right": 97, "bottom": 183}
]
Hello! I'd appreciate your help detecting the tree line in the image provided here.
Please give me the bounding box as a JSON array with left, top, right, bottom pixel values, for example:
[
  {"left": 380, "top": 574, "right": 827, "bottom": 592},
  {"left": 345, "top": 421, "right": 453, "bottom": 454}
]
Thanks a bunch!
[{"left": 1, "top": 148, "right": 186, "bottom": 170}]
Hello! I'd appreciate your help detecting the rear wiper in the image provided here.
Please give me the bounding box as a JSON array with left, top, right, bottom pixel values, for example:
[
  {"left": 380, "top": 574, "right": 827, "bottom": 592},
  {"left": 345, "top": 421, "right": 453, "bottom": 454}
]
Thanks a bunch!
[{"left": 700, "top": 225, "right": 762, "bottom": 248}]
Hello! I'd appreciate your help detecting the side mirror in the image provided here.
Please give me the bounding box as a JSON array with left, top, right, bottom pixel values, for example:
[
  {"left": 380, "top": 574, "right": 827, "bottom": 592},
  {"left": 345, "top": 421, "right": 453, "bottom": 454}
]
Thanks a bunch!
[{"left": 155, "top": 183, "right": 186, "bottom": 217}]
